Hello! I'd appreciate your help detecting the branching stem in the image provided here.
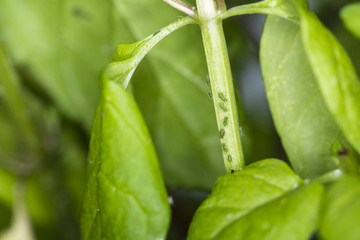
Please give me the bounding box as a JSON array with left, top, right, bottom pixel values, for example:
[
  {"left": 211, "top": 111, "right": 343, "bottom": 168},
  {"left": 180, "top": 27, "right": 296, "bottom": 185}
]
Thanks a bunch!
[
  {"left": 163, "top": 0, "right": 197, "bottom": 17},
  {"left": 196, "top": 0, "right": 244, "bottom": 172}
]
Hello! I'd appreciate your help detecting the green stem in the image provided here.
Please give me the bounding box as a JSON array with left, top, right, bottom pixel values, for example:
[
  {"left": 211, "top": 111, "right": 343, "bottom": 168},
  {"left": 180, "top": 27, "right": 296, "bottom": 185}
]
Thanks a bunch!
[
  {"left": 219, "top": 0, "right": 300, "bottom": 24},
  {"left": 196, "top": 0, "right": 244, "bottom": 172}
]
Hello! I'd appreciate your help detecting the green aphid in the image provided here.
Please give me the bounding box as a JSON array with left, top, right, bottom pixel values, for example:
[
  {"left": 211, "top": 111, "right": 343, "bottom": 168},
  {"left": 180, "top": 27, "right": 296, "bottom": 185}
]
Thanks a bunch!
[
  {"left": 220, "top": 129, "right": 225, "bottom": 138},
  {"left": 223, "top": 116, "right": 229, "bottom": 126},
  {"left": 218, "top": 92, "right": 227, "bottom": 102},
  {"left": 219, "top": 102, "right": 228, "bottom": 112}
]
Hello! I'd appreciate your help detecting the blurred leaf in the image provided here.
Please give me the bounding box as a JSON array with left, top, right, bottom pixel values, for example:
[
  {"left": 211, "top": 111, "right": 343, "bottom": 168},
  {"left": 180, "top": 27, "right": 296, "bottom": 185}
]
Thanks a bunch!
[
  {"left": 340, "top": 2, "right": 360, "bottom": 39},
  {"left": 260, "top": 16, "right": 340, "bottom": 178},
  {"left": 319, "top": 176, "right": 360, "bottom": 240},
  {"left": 26, "top": 174, "right": 57, "bottom": 228},
  {"left": 300, "top": 9, "right": 360, "bottom": 156},
  {"left": 0, "top": 169, "right": 16, "bottom": 208},
  {"left": 0, "top": 105, "right": 19, "bottom": 168},
  {"left": 57, "top": 127, "right": 86, "bottom": 214},
  {"left": 81, "top": 75, "right": 170, "bottom": 239},
  {"left": 0, "top": 204, "right": 11, "bottom": 233},
  {"left": 0, "top": 170, "right": 15, "bottom": 233},
  {"left": 0, "top": 45, "right": 38, "bottom": 151},
  {"left": 188, "top": 159, "right": 322, "bottom": 240},
  {"left": 0, "top": 0, "right": 119, "bottom": 129}
]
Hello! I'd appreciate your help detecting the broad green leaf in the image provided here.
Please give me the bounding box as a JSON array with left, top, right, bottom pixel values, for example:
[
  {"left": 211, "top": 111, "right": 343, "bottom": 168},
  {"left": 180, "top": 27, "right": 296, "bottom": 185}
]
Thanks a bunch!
[
  {"left": 110, "top": 0, "right": 228, "bottom": 189},
  {"left": 260, "top": 16, "right": 340, "bottom": 178},
  {"left": 319, "top": 176, "right": 360, "bottom": 240},
  {"left": 340, "top": 2, "right": 360, "bottom": 39},
  {"left": 299, "top": 9, "right": 360, "bottom": 155},
  {"left": 143, "top": 37, "right": 224, "bottom": 189},
  {"left": 81, "top": 77, "right": 170, "bottom": 239},
  {"left": 188, "top": 159, "right": 323, "bottom": 240}
]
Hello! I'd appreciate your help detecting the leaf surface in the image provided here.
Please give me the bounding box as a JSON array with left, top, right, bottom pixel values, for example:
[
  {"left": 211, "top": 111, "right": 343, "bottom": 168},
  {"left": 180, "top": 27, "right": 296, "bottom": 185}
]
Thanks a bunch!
[
  {"left": 81, "top": 77, "right": 170, "bottom": 239},
  {"left": 319, "top": 176, "right": 360, "bottom": 240},
  {"left": 0, "top": 0, "right": 117, "bottom": 128},
  {"left": 188, "top": 159, "right": 323, "bottom": 240},
  {"left": 299, "top": 9, "right": 360, "bottom": 155},
  {"left": 340, "top": 2, "right": 360, "bottom": 39},
  {"left": 260, "top": 16, "right": 340, "bottom": 178}
]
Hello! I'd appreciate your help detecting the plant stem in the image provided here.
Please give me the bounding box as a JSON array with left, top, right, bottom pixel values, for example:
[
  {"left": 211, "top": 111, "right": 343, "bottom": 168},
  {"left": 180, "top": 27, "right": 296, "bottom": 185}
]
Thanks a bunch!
[{"left": 196, "top": 0, "right": 244, "bottom": 172}]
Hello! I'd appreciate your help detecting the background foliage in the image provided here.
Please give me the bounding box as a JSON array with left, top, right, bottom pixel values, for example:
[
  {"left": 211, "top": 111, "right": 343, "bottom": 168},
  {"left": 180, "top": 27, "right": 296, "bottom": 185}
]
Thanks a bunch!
[{"left": 0, "top": 0, "right": 359, "bottom": 239}]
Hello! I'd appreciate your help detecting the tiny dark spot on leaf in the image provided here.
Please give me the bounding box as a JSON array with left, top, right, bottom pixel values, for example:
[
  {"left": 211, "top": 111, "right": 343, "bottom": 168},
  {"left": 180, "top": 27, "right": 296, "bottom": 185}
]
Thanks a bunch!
[{"left": 153, "top": 31, "right": 160, "bottom": 36}]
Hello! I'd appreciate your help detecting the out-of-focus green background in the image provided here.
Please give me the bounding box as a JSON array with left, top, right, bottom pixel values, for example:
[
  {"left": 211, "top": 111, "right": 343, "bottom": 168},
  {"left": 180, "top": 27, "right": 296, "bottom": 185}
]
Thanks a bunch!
[{"left": 0, "top": 0, "right": 358, "bottom": 239}]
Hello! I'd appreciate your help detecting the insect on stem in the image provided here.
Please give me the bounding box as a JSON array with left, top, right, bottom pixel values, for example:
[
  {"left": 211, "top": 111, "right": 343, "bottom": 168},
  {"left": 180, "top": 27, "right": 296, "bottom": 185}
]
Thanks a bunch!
[{"left": 163, "top": 0, "right": 197, "bottom": 17}]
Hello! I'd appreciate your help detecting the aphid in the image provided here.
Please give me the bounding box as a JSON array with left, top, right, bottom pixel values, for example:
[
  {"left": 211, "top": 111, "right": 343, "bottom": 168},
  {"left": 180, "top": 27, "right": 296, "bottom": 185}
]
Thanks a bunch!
[
  {"left": 223, "top": 116, "right": 229, "bottom": 126},
  {"left": 219, "top": 102, "right": 228, "bottom": 112},
  {"left": 220, "top": 129, "right": 225, "bottom": 138},
  {"left": 221, "top": 143, "right": 228, "bottom": 152},
  {"left": 205, "top": 75, "right": 210, "bottom": 86},
  {"left": 218, "top": 92, "right": 227, "bottom": 102}
]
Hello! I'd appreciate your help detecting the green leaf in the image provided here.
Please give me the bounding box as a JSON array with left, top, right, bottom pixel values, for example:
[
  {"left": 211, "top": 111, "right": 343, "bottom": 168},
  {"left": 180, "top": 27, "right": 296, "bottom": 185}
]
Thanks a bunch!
[
  {"left": 260, "top": 16, "right": 340, "bottom": 178},
  {"left": 140, "top": 32, "right": 225, "bottom": 189},
  {"left": 188, "top": 159, "right": 323, "bottom": 240},
  {"left": 340, "top": 2, "right": 360, "bottom": 39},
  {"left": 319, "top": 176, "right": 360, "bottom": 240},
  {"left": 299, "top": 9, "right": 360, "bottom": 155},
  {"left": 81, "top": 77, "right": 170, "bottom": 239}
]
